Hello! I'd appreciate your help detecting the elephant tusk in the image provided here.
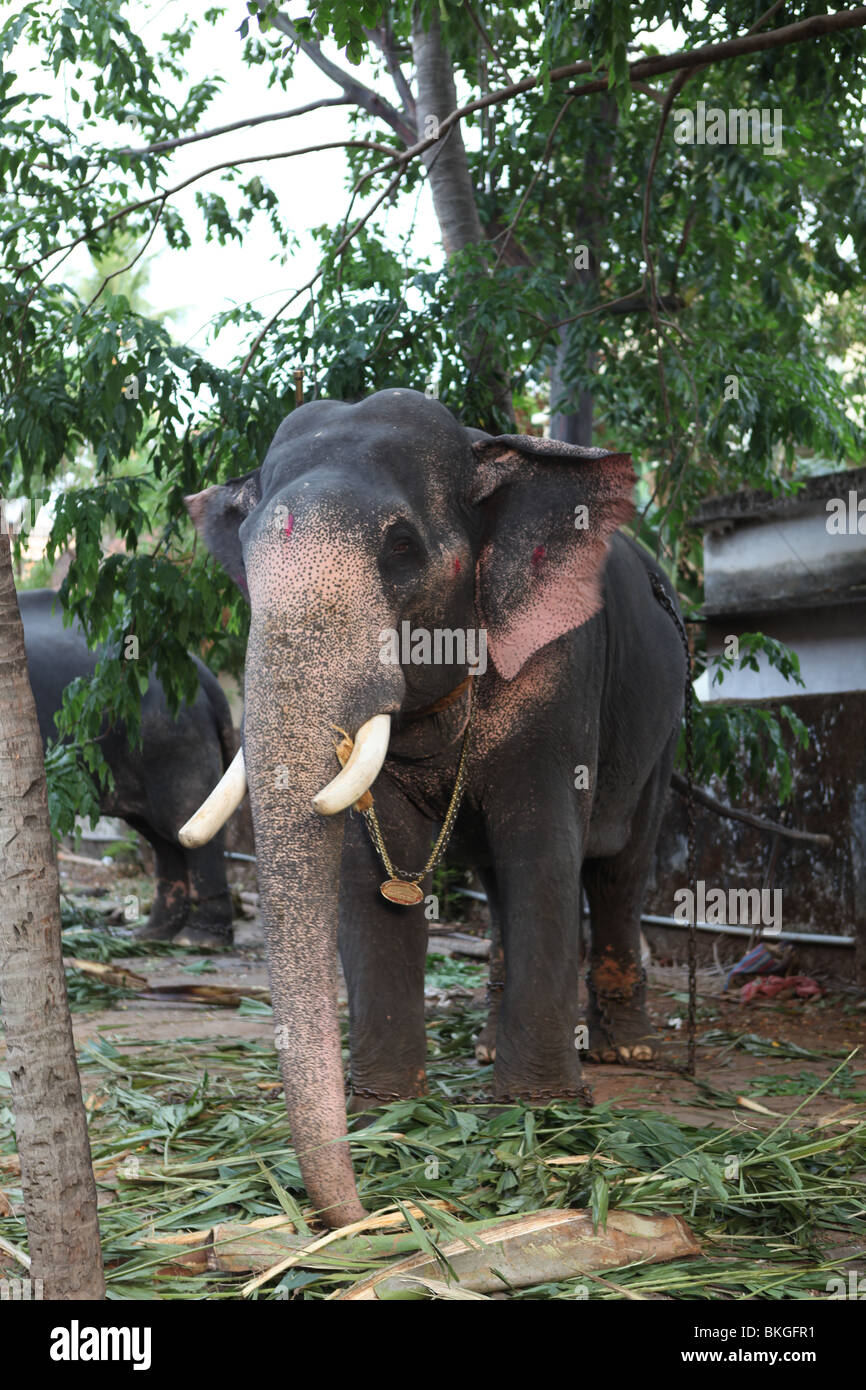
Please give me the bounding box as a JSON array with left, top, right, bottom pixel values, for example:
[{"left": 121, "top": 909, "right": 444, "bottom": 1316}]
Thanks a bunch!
[
  {"left": 312, "top": 714, "right": 391, "bottom": 815},
  {"left": 178, "top": 748, "right": 248, "bottom": 848}
]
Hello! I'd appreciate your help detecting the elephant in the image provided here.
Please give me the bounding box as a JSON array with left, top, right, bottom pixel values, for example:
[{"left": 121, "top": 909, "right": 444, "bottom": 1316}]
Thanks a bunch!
[
  {"left": 181, "top": 388, "right": 686, "bottom": 1227},
  {"left": 20, "top": 587, "right": 236, "bottom": 948}
]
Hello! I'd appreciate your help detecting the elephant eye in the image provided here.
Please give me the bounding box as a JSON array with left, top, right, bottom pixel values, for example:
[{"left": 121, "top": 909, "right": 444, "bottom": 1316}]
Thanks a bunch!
[{"left": 381, "top": 523, "right": 424, "bottom": 572}]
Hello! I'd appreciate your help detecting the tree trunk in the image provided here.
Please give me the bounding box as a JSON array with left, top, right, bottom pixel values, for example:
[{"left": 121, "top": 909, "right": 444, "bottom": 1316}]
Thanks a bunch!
[
  {"left": 411, "top": 5, "right": 513, "bottom": 426},
  {"left": 550, "top": 93, "right": 619, "bottom": 447},
  {"left": 0, "top": 531, "right": 104, "bottom": 1299},
  {"left": 411, "top": 7, "right": 485, "bottom": 255}
]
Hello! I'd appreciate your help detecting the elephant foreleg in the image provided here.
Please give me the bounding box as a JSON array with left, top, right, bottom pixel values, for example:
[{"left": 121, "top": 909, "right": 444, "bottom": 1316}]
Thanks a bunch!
[
  {"left": 487, "top": 804, "right": 588, "bottom": 1103},
  {"left": 338, "top": 795, "right": 432, "bottom": 1110},
  {"left": 174, "top": 835, "right": 235, "bottom": 948},
  {"left": 130, "top": 822, "right": 190, "bottom": 941}
]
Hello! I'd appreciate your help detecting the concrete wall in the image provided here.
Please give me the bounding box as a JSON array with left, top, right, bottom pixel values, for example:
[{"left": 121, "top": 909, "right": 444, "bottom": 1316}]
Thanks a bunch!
[
  {"left": 696, "top": 604, "right": 866, "bottom": 702},
  {"left": 702, "top": 497, "right": 866, "bottom": 617}
]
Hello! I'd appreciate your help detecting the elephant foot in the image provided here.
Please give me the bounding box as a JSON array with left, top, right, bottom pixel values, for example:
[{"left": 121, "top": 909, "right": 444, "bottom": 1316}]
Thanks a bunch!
[
  {"left": 347, "top": 1089, "right": 424, "bottom": 1120},
  {"left": 492, "top": 1047, "right": 592, "bottom": 1106},
  {"left": 173, "top": 924, "right": 234, "bottom": 949},
  {"left": 133, "top": 915, "right": 183, "bottom": 942},
  {"left": 584, "top": 974, "right": 662, "bottom": 1064},
  {"left": 173, "top": 893, "right": 235, "bottom": 949},
  {"left": 347, "top": 1093, "right": 394, "bottom": 1118},
  {"left": 347, "top": 1068, "right": 427, "bottom": 1114}
]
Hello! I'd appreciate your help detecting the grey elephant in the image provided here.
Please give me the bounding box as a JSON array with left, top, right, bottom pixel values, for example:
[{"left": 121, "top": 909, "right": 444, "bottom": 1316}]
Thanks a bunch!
[
  {"left": 181, "top": 389, "right": 685, "bottom": 1227},
  {"left": 21, "top": 588, "right": 236, "bottom": 947}
]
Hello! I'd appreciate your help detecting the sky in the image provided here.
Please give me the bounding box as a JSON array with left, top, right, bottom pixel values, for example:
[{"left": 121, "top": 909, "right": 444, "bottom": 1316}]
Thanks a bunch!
[
  {"left": 49, "top": 2, "right": 445, "bottom": 367},
  {"left": 36, "top": 2, "right": 688, "bottom": 369}
]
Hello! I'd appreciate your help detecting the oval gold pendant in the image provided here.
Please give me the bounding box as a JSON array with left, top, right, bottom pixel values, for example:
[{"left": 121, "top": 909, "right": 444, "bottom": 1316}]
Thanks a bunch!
[{"left": 380, "top": 879, "right": 424, "bottom": 906}]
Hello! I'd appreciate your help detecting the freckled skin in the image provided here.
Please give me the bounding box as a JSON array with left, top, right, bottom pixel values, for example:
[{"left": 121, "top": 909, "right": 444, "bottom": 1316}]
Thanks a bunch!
[{"left": 187, "top": 388, "right": 685, "bottom": 1225}]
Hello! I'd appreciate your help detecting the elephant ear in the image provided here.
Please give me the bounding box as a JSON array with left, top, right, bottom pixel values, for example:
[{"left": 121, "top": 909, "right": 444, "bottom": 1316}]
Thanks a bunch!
[
  {"left": 185, "top": 470, "right": 262, "bottom": 599},
  {"left": 468, "top": 434, "right": 635, "bottom": 680}
]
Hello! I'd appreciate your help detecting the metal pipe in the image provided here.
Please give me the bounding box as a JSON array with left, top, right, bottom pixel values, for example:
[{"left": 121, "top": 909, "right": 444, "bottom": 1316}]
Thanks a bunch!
[
  {"left": 234, "top": 879, "right": 855, "bottom": 948},
  {"left": 639, "top": 913, "right": 855, "bottom": 948},
  {"left": 454, "top": 891, "right": 854, "bottom": 948}
]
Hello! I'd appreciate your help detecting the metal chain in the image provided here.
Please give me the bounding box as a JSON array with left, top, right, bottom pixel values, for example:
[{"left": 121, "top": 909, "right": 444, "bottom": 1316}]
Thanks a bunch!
[
  {"left": 353, "top": 1082, "right": 594, "bottom": 1106},
  {"left": 361, "top": 685, "right": 476, "bottom": 886},
  {"left": 586, "top": 970, "right": 652, "bottom": 1063},
  {"left": 649, "top": 571, "right": 697, "bottom": 1077}
]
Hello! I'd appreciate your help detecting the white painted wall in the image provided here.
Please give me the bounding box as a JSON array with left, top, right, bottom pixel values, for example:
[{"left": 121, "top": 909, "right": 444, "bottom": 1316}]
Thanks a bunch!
[
  {"left": 696, "top": 605, "right": 866, "bottom": 701},
  {"left": 703, "top": 498, "right": 866, "bottom": 616}
]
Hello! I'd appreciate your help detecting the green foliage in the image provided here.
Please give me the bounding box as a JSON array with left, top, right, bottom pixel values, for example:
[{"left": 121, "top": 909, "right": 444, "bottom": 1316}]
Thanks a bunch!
[
  {"left": 426, "top": 953, "right": 485, "bottom": 990},
  {"left": 1, "top": 1010, "right": 863, "bottom": 1297},
  {"left": 431, "top": 862, "right": 473, "bottom": 921},
  {"left": 44, "top": 738, "right": 105, "bottom": 838},
  {"left": 708, "top": 631, "right": 805, "bottom": 692},
  {"left": 685, "top": 632, "right": 810, "bottom": 804},
  {"left": 2, "top": 0, "right": 864, "bottom": 824},
  {"left": 287, "top": 1, "right": 386, "bottom": 65},
  {"left": 690, "top": 700, "right": 810, "bottom": 806}
]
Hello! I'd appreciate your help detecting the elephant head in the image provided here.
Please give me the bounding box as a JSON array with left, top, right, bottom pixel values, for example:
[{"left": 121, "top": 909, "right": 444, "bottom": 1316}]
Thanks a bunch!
[{"left": 181, "top": 388, "right": 633, "bottom": 1226}]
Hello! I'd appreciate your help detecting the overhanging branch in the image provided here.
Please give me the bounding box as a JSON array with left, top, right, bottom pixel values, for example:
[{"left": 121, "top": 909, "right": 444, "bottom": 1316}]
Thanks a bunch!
[
  {"left": 112, "top": 97, "right": 355, "bottom": 159},
  {"left": 272, "top": 12, "right": 417, "bottom": 146},
  {"left": 398, "top": 6, "right": 866, "bottom": 169}
]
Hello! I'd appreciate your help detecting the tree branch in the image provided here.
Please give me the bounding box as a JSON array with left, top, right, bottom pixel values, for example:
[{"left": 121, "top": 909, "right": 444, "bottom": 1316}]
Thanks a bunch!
[
  {"left": 464, "top": 2, "right": 514, "bottom": 87},
  {"left": 111, "top": 97, "right": 355, "bottom": 159},
  {"left": 670, "top": 772, "right": 832, "bottom": 849},
  {"left": 364, "top": 22, "right": 417, "bottom": 122},
  {"left": 400, "top": 5, "right": 866, "bottom": 165},
  {"left": 14, "top": 140, "right": 396, "bottom": 276},
  {"left": 272, "top": 12, "right": 417, "bottom": 146},
  {"left": 83, "top": 197, "right": 166, "bottom": 311}
]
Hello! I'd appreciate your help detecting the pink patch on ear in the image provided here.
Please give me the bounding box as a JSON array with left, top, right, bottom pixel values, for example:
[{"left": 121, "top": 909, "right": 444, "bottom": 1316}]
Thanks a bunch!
[
  {"left": 284, "top": 513, "right": 294, "bottom": 538},
  {"left": 453, "top": 557, "right": 461, "bottom": 575},
  {"left": 531, "top": 545, "right": 546, "bottom": 569},
  {"left": 484, "top": 536, "right": 612, "bottom": 680}
]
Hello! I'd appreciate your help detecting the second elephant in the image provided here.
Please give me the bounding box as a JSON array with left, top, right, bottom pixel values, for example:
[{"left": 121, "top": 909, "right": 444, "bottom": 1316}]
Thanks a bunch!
[{"left": 21, "top": 587, "right": 237, "bottom": 947}]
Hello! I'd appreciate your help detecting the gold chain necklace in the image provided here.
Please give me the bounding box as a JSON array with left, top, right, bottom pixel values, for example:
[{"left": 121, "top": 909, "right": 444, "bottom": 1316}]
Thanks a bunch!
[{"left": 335, "top": 684, "right": 476, "bottom": 907}]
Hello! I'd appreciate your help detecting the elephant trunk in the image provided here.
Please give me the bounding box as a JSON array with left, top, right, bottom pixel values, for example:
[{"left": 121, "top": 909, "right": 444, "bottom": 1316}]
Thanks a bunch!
[{"left": 242, "top": 621, "right": 389, "bottom": 1229}]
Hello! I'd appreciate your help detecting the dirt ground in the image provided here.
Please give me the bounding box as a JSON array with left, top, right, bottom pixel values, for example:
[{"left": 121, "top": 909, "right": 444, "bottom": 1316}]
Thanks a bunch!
[
  {"left": 52, "top": 852, "right": 866, "bottom": 1136},
  {"left": 2, "top": 849, "right": 863, "bottom": 1299}
]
